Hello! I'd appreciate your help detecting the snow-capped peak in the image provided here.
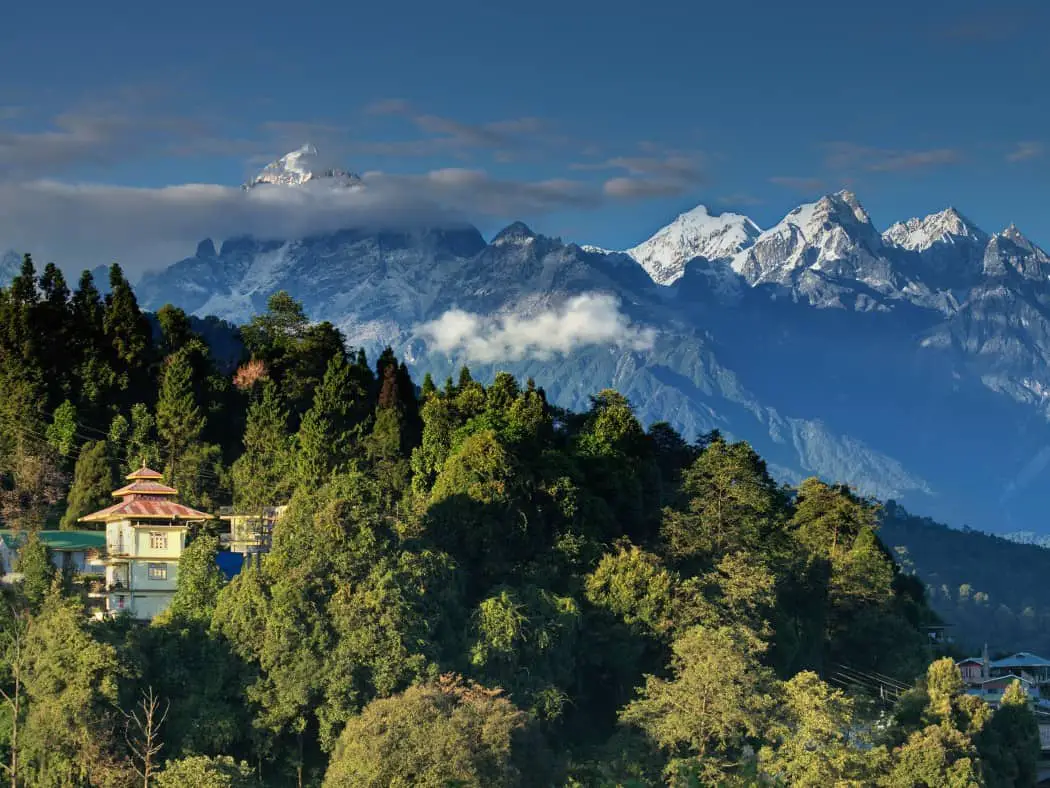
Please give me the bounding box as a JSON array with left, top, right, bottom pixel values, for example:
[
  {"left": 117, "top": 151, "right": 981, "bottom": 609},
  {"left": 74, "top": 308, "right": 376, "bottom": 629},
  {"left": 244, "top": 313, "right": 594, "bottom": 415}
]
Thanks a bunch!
[
  {"left": 998, "top": 223, "right": 1035, "bottom": 247},
  {"left": 728, "top": 190, "right": 891, "bottom": 295},
  {"left": 243, "top": 144, "right": 362, "bottom": 190},
  {"left": 626, "top": 204, "right": 762, "bottom": 285},
  {"left": 492, "top": 221, "right": 538, "bottom": 245},
  {"left": 883, "top": 207, "right": 987, "bottom": 252}
]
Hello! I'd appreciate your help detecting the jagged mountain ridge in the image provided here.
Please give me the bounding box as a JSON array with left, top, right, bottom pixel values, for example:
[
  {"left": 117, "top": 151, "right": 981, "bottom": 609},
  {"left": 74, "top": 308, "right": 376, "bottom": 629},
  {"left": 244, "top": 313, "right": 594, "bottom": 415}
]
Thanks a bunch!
[{"left": 136, "top": 147, "right": 1050, "bottom": 533}]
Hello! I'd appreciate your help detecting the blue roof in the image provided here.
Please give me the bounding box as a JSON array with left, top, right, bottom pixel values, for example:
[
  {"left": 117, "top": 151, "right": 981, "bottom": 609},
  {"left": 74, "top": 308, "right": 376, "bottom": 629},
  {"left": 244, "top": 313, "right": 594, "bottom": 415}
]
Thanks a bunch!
[
  {"left": 215, "top": 552, "right": 244, "bottom": 581},
  {"left": 990, "top": 652, "right": 1050, "bottom": 669}
]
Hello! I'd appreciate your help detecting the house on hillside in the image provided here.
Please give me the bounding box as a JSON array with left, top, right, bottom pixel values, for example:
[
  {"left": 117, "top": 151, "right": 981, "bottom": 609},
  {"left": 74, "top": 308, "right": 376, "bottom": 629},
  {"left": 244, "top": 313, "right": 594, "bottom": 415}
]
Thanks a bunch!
[
  {"left": 967, "top": 674, "right": 1041, "bottom": 708},
  {"left": 218, "top": 505, "right": 286, "bottom": 559},
  {"left": 79, "top": 465, "right": 212, "bottom": 620},
  {"left": 958, "top": 647, "right": 1050, "bottom": 712},
  {"left": 990, "top": 652, "right": 1050, "bottom": 686},
  {"left": 0, "top": 530, "right": 106, "bottom": 577},
  {"left": 958, "top": 656, "right": 986, "bottom": 683}
]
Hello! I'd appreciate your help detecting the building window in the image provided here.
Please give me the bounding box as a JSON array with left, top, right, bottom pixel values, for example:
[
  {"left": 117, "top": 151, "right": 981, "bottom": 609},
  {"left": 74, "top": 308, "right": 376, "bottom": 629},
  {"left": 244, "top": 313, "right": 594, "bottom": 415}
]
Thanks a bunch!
[
  {"left": 149, "top": 532, "right": 167, "bottom": 550},
  {"left": 147, "top": 563, "right": 167, "bottom": 580}
]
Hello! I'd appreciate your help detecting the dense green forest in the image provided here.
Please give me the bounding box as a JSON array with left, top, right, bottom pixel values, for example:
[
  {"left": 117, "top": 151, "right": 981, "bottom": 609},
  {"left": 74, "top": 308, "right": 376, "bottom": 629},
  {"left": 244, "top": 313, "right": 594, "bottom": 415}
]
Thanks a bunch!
[
  {"left": 0, "top": 254, "right": 1043, "bottom": 786},
  {"left": 881, "top": 503, "right": 1050, "bottom": 658}
]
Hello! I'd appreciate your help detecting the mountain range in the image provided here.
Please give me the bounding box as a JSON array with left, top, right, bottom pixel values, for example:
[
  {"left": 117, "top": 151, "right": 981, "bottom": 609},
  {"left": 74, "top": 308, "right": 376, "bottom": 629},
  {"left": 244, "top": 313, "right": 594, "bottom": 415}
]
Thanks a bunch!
[{"left": 82, "top": 146, "right": 1050, "bottom": 534}]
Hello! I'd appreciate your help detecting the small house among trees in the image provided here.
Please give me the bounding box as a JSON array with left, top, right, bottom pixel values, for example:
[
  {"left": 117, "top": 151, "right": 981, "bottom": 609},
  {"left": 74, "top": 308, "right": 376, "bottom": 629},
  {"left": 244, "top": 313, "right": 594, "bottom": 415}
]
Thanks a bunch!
[{"left": 79, "top": 464, "right": 211, "bottom": 620}]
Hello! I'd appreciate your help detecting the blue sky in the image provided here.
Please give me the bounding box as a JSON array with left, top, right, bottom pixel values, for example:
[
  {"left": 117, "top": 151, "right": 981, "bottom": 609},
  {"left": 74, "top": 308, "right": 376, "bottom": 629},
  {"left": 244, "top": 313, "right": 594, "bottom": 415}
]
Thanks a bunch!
[{"left": 1, "top": 0, "right": 1047, "bottom": 271}]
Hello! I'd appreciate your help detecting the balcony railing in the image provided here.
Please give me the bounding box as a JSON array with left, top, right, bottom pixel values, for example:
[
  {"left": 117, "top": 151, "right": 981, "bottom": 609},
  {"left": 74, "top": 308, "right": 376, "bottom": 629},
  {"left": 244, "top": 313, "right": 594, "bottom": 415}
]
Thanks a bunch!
[{"left": 106, "top": 541, "right": 130, "bottom": 556}]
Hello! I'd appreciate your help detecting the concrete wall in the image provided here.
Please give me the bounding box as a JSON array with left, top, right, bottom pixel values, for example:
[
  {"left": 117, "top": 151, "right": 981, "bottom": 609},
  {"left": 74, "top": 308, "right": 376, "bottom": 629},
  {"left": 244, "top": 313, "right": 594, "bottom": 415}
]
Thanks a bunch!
[
  {"left": 129, "top": 593, "right": 172, "bottom": 621},
  {"left": 128, "top": 559, "right": 179, "bottom": 592},
  {"left": 106, "top": 590, "right": 174, "bottom": 621},
  {"left": 132, "top": 527, "right": 186, "bottom": 559}
]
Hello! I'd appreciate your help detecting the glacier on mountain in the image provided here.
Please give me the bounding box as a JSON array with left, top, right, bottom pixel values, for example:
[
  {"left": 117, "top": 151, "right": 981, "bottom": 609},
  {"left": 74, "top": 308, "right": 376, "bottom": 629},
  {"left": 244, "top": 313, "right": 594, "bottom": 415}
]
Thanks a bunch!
[{"left": 625, "top": 205, "right": 761, "bottom": 285}]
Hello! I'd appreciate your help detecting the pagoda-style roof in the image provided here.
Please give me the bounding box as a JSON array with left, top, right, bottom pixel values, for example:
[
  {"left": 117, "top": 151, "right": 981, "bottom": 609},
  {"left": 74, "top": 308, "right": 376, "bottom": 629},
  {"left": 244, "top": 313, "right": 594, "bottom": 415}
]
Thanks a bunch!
[
  {"left": 80, "top": 498, "right": 212, "bottom": 523},
  {"left": 126, "top": 465, "right": 165, "bottom": 481},
  {"left": 111, "top": 480, "right": 178, "bottom": 498},
  {"left": 78, "top": 464, "right": 211, "bottom": 524}
]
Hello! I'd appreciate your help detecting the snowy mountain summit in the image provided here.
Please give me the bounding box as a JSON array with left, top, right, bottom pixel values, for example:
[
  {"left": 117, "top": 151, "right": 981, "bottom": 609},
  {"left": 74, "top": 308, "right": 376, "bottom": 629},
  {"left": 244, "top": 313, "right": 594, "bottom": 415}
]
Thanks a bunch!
[
  {"left": 883, "top": 208, "right": 987, "bottom": 252},
  {"left": 626, "top": 205, "right": 761, "bottom": 285},
  {"left": 243, "top": 144, "right": 362, "bottom": 190}
]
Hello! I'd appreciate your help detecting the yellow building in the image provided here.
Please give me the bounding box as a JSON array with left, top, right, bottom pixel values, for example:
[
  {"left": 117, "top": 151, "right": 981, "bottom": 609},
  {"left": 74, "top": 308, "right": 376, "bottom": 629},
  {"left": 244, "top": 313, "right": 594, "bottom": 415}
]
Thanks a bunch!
[
  {"left": 219, "top": 505, "right": 286, "bottom": 557},
  {"left": 80, "top": 465, "right": 211, "bottom": 620}
]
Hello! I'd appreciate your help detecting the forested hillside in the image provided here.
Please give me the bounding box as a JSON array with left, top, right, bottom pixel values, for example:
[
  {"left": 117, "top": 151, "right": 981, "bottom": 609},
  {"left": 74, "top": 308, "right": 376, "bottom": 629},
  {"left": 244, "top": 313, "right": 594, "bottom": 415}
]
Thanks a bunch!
[
  {"left": 0, "top": 254, "right": 1042, "bottom": 786},
  {"left": 880, "top": 502, "right": 1050, "bottom": 658}
]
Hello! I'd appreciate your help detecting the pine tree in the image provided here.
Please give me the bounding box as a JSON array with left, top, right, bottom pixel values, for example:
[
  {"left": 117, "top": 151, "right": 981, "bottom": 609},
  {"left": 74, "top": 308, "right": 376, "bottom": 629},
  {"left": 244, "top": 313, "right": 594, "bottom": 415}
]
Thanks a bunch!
[
  {"left": 420, "top": 372, "right": 437, "bottom": 400},
  {"left": 70, "top": 270, "right": 105, "bottom": 337},
  {"left": 232, "top": 381, "right": 293, "bottom": 513},
  {"left": 109, "top": 404, "right": 162, "bottom": 474},
  {"left": 457, "top": 366, "right": 474, "bottom": 390},
  {"left": 60, "top": 440, "right": 115, "bottom": 530},
  {"left": 397, "top": 361, "right": 423, "bottom": 449},
  {"left": 70, "top": 270, "right": 115, "bottom": 425},
  {"left": 33, "top": 263, "right": 72, "bottom": 407},
  {"left": 156, "top": 350, "right": 205, "bottom": 491},
  {"left": 9, "top": 255, "right": 38, "bottom": 311},
  {"left": 295, "top": 354, "right": 370, "bottom": 487},
  {"left": 103, "top": 263, "right": 152, "bottom": 407},
  {"left": 156, "top": 304, "right": 196, "bottom": 356}
]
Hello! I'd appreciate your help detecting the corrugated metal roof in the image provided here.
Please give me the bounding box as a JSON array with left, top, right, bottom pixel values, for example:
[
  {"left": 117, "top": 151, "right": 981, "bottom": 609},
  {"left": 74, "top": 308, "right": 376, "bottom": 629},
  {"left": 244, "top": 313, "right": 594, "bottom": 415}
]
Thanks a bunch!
[
  {"left": 126, "top": 466, "right": 164, "bottom": 481},
  {"left": 0, "top": 530, "right": 106, "bottom": 550},
  {"left": 80, "top": 498, "right": 212, "bottom": 523},
  {"left": 112, "top": 480, "right": 178, "bottom": 498},
  {"left": 990, "top": 652, "right": 1050, "bottom": 668}
]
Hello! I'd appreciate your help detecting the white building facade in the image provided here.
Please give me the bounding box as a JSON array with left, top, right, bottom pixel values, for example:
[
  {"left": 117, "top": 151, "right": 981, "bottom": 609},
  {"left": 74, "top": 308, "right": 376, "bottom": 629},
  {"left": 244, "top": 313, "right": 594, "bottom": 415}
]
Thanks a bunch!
[{"left": 80, "top": 466, "right": 210, "bottom": 621}]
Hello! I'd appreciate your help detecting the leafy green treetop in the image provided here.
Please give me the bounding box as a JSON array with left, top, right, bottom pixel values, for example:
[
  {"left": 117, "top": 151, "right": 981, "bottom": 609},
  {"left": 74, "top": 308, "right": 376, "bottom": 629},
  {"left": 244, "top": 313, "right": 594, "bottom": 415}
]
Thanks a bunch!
[
  {"left": 322, "top": 674, "right": 550, "bottom": 788},
  {"left": 16, "top": 533, "right": 55, "bottom": 611},
  {"left": 155, "top": 755, "right": 254, "bottom": 788},
  {"left": 165, "top": 534, "right": 225, "bottom": 624}
]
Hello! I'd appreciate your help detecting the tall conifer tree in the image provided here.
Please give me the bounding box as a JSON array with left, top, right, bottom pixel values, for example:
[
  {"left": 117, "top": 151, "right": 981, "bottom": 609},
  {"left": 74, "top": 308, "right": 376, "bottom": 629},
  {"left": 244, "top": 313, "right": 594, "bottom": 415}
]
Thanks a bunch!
[{"left": 156, "top": 350, "right": 205, "bottom": 491}]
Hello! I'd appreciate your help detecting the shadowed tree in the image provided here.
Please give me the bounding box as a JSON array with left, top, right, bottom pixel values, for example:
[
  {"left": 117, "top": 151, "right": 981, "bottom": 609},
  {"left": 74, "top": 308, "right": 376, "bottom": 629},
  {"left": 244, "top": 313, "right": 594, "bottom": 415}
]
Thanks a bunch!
[{"left": 61, "top": 440, "right": 116, "bottom": 530}]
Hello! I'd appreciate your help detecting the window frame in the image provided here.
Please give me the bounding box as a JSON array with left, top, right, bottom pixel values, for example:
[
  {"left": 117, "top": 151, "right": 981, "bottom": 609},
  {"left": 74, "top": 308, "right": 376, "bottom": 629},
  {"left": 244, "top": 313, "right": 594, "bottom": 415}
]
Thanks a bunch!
[{"left": 147, "top": 562, "right": 168, "bottom": 581}]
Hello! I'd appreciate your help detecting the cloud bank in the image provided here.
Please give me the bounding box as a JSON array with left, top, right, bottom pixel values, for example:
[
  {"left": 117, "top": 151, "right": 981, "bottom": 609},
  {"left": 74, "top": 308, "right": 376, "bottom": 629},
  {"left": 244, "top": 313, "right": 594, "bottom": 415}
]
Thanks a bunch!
[
  {"left": 414, "top": 293, "right": 657, "bottom": 363},
  {"left": 0, "top": 170, "right": 603, "bottom": 276}
]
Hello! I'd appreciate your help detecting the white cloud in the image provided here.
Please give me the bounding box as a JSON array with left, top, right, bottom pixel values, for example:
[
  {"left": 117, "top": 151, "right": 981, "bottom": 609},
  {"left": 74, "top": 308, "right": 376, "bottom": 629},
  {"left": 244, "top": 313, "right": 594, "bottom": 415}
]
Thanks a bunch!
[
  {"left": 1006, "top": 141, "right": 1044, "bottom": 163},
  {"left": 0, "top": 170, "right": 601, "bottom": 276},
  {"left": 415, "top": 293, "right": 657, "bottom": 363},
  {"left": 824, "top": 142, "right": 962, "bottom": 173},
  {"left": 573, "top": 151, "right": 707, "bottom": 200}
]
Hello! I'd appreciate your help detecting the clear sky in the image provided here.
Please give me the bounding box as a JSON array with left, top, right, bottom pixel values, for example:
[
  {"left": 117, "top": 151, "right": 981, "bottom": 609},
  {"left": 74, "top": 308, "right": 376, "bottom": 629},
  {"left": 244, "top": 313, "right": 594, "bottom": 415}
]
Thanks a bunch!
[{"left": 1, "top": 0, "right": 1048, "bottom": 272}]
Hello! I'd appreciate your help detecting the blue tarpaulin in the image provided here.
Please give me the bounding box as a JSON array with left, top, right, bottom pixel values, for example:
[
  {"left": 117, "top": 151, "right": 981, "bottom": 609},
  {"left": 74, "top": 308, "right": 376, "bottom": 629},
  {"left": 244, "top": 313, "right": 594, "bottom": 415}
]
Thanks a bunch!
[{"left": 216, "top": 551, "right": 245, "bottom": 581}]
